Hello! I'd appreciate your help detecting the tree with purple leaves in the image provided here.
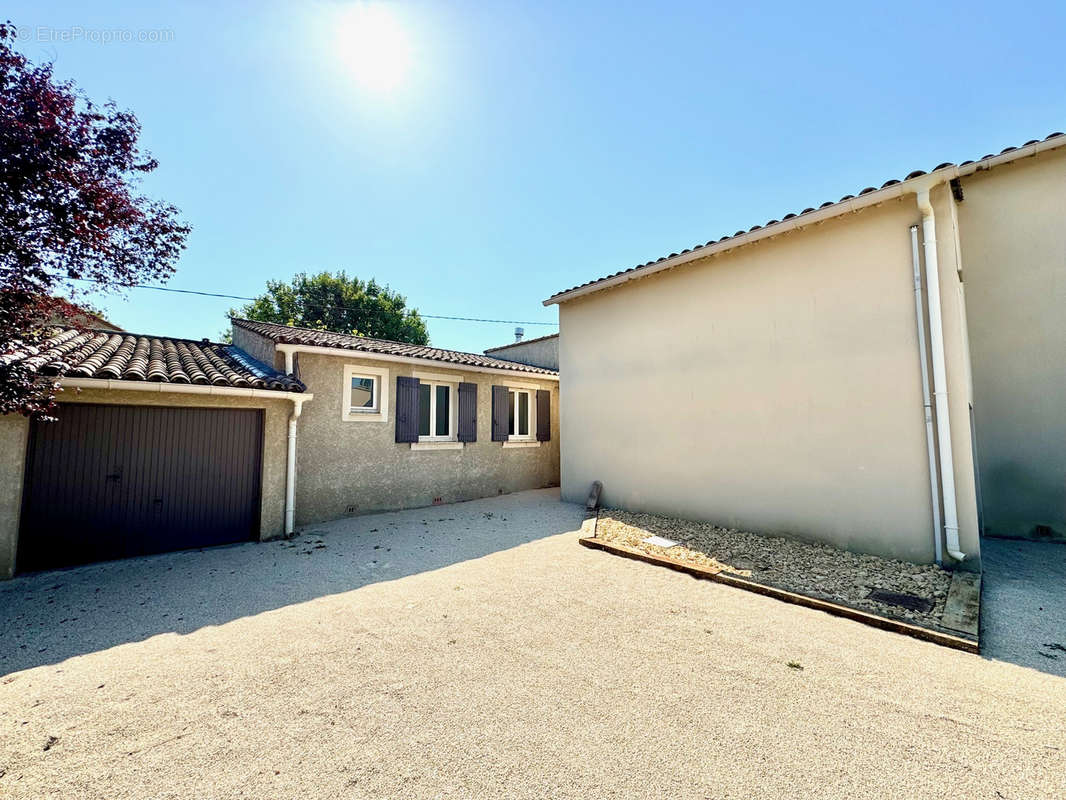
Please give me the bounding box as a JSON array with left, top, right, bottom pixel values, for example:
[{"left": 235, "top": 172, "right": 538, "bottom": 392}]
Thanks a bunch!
[{"left": 0, "top": 21, "right": 189, "bottom": 417}]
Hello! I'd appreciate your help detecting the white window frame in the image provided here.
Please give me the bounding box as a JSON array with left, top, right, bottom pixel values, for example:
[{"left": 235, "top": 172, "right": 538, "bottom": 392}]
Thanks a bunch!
[
  {"left": 341, "top": 364, "right": 390, "bottom": 422},
  {"left": 415, "top": 370, "right": 460, "bottom": 444},
  {"left": 505, "top": 381, "right": 539, "bottom": 443}
]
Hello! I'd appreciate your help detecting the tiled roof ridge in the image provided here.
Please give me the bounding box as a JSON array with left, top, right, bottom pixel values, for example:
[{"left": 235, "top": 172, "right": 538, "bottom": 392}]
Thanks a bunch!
[
  {"left": 231, "top": 317, "right": 559, "bottom": 376},
  {"left": 546, "top": 131, "right": 1066, "bottom": 303}
]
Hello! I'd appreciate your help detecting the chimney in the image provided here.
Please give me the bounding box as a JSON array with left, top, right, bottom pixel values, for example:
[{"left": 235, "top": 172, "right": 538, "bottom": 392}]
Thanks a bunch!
[{"left": 514, "top": 326, "right": 524, "bottom": 342}]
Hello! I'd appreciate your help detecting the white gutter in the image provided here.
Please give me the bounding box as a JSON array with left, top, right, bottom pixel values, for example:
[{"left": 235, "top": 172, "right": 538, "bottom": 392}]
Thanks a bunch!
[
  {"left": 544, "top": 134, "right": 1066, "bottom": 307},
  {"left": 285, "top": 395, "right": 309, "bottom": 536},
  {"left": 58, "top": 377, "right": 313, "bottom": 540},
  {"left": 914, "top": 185, "right": 965, "bottom": 563},
  {"left": 58, "top": 377, "right": 310, "bottom": 400},
  {"left": 275, "top": 343, "right": 560, "bottom": 381},
  {"left": 910, "top": 225, "right": 944, "bottom": 565}
]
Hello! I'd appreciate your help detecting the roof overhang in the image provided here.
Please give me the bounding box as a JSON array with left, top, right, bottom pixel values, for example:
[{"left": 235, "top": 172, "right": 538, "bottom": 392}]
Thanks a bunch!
[
  {"left": 275, "top": 342, "right": 560, "bottom": 381},
  {"left": 544, "top": 134, "right": 1066, "bottom": 306}
]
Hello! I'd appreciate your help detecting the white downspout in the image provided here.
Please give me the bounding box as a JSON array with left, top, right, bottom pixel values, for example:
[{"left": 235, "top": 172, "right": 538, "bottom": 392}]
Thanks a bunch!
[
  {"left": 285, "top": 396, "right": 307, "bottom": 536},
  {"left": 916, "top": 187, "right": 966, "bottom": 562},
  {"left": 910, "top": 225, "right": 943, "bottom": 565}
]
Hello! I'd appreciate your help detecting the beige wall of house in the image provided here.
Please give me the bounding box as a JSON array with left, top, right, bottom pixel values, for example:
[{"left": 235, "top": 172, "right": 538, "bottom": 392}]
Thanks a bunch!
[
  {"left": 558, "top": 184, "right": 980, "bottom": 565},
  {"left": 0, "top": 414, "right": 29, "bottom": 579},
  {"left": 955, "top": 147, "right": 1066, "bottom": 540},
  {"left": 292, "top": 352, "right": 559, "bottom": 524},
  {"left": 0, "top": 387, "right": 293, "bottom": 578},
  {"left": 484, "top": 334, "right": 560, "bottom": 370}
]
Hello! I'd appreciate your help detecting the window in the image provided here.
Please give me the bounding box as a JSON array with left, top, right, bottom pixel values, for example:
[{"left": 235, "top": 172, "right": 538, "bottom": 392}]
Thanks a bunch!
[
  {"left": 508, "top": 388, "right": 533, "bottom": 439},
  {"left": 350, "top": 376, "right": 377, "bottom": 413},
  {"left": 341, "top": 364, "right": 390, "bottom": 422},
  {"left": 417, "top": 378, "right": 456, "bottom": 440}
]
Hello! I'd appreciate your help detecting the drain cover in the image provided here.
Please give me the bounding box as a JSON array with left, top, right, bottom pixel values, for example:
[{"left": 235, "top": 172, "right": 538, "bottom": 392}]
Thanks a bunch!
[{"left": 866, "top": 589, "right": 933, "bottom": 613}]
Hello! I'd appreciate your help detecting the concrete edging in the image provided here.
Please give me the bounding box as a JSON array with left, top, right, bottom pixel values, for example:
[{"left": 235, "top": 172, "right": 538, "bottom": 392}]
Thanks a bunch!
[{"left": 578, "top": 535, "right": 979, "bottom": 654}]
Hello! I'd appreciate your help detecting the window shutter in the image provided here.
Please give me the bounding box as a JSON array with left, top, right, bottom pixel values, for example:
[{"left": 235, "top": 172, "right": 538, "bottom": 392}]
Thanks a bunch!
[
  {"left": 458, "top": 382, "right": 477, "bottom": 442},
  {"left": 536, "top": 389, "right": 551, "bottom": 441},
  {"left": 395, "top": 376, "right": 420, "bottom": 443},
  {"left": 491, "top": 385, "right": 508, "bottom": 442}
]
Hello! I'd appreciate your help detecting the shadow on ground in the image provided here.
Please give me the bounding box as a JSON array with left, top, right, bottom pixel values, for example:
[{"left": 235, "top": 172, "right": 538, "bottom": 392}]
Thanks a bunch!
[
  {"left": 0, "top": 488, "right": 583, "bottom": 676},
  {"left": 981, "top": 535, "right": 1066, "bottom": 678}
]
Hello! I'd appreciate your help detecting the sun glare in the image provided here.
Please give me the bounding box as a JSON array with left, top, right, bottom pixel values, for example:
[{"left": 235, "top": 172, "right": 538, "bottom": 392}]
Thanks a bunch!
[{"left": 335, "top": 3, "right": 412, "bottom": 93}]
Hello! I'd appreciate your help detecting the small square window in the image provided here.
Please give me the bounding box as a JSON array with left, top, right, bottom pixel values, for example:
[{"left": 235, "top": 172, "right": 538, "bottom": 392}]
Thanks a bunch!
[
  {"left": 350, "top": 376, "right": 377, "bottom": 412},
  {"left": 341, "top": 364, "right": 389, "bottom": 422}
]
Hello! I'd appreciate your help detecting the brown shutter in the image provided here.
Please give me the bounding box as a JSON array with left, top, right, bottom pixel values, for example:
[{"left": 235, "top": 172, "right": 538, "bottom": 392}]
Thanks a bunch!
[
  {"left": 395, "top": 376, "right": 420, "bottom": 442},
  {"left": 458, "top": 382, "right": 477, "bottom": 442},
  {"left": 491, "top": 385, "right": 508, "bottom": 442},
  {"left": 536, "top": 389, "right": 551, "bottom": 441}
]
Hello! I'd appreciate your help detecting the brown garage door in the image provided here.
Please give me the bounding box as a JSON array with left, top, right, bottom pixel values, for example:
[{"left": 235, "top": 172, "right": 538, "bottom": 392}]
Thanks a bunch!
[{"left": 18, "top": 404, "right": 264, "bottom": 573}]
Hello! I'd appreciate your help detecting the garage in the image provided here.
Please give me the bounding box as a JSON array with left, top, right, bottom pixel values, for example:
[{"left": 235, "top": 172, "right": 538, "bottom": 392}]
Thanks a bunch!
[{"left": 17, "top": 404, "right": 265, "bottom": 573}]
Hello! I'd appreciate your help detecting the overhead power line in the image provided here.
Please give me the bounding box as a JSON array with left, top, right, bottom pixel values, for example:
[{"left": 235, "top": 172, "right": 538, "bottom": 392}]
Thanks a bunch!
[{"left": 17, "top": 273, "right": 559, "bottom": 327}]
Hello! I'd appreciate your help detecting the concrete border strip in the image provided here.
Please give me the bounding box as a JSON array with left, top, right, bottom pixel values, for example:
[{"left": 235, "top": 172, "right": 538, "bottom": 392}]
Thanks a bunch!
[{"left": 578, "top": 535, "right": 979, "bottom": 654}]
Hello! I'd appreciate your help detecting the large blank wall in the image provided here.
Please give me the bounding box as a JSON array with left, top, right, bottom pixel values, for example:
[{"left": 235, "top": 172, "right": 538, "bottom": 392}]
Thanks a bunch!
[
  {"left": 957, "top": 148, "right": 1066, "bottom": 540},
  {"left": 560, "top": 197, "right": 963, "bottom": 563}
]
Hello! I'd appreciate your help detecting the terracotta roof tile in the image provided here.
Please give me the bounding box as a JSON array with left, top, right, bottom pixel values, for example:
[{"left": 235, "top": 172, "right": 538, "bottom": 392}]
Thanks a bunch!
[
  {"left": 232, "top": 318, "right": 558, "bottom": 376},
  {"left": 7, "top": 328, "right": 305, "bottom": 392},
  {"left": 546, "top": 131, "right": 1066, "bottom": 303}
]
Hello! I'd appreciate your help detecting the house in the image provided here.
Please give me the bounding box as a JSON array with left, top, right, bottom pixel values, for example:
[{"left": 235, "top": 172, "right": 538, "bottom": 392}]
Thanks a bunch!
[
  {"left": 0, "top": 319, "right": 558, "bottom": 577},
  {"left": 229, "top": 318, "right": 558, "bottom": 527},
  {"left": 484, "top": 331, "right": 559, "bottom": 371},
  {"left": 545, "top": 131, "right": 1066, "bottom": 569}
]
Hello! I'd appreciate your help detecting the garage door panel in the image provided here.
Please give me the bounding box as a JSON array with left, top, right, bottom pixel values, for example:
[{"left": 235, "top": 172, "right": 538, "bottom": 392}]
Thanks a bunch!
[{"left": 18, "top": 404, "right": 263, "bottom": 573}]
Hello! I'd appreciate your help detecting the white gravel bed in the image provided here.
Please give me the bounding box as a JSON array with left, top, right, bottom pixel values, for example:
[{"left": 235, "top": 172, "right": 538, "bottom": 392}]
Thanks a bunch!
[{"left": 596, "top": 509, "right": 954, "bottom": 630}]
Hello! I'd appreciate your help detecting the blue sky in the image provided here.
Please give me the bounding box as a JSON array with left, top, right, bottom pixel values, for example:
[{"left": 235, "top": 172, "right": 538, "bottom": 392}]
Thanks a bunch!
[{"left": 10, "top": 1, "right": 1066, "bottom": 353}]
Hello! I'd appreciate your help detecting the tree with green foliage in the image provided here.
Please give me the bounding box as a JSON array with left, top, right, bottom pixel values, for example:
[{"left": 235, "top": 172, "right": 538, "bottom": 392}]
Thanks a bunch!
[{"left": 232, "top": 271, "right": 429, "bottom": 344}]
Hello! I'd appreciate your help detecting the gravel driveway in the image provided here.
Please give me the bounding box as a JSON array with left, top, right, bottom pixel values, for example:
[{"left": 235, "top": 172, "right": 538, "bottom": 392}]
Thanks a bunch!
[{"left": 1, "top": 489, "right": 1064, "bottom": 799}]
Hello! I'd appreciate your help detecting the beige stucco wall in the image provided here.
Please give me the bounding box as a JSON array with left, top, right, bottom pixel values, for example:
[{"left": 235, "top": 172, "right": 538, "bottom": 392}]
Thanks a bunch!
[
  {"left": 293, "top": 352, "right": 560, "bottom": 524},
  {"left": 955, "top": 147, "right": 1066, "bottom": 540},
  {"left": 0, "top": 414, "right": 30, "bottom": 579},
  {"left": 559, "top": 185, "right": 979, "bottom": 565},
  {"left": 485, "top": 335, "right": 560, "bottom": 370},
  {"left": 0, "top": 387, "right": 292, "bottom": 577}
]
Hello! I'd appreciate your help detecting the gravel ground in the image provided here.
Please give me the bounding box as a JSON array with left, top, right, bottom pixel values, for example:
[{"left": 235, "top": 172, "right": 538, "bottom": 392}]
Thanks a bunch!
[
  {"left": 596, "top": 510, "right": 955, "bottom": 630},
  {"left": 1, "top": 489, "right": 1064, "bottom": 799}
]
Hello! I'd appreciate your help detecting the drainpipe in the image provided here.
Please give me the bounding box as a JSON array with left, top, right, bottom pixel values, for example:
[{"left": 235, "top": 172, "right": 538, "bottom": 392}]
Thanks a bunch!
[
  {"left": 915, "top": 186, "right": 966, "bottom": 562},
  {"left": 910, "top": 225, "right": 943, "bottom": 565},
  {"left": 285, "top": 396, "right": 308, "bottom": 536}
]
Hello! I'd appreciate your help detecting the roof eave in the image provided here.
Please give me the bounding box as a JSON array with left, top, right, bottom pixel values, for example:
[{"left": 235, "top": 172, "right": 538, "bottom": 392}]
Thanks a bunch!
[
  {"left": 543, "top": 134, "right": 1066, "bottom": 307},
  {"left": 275, "top": 342, "right": 559, "bottom": 380},
  {"left": 58, "top": 377, "right": 312, "bottom": 399}
]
